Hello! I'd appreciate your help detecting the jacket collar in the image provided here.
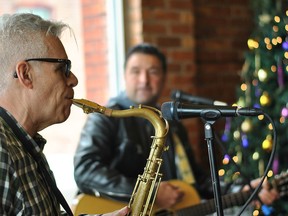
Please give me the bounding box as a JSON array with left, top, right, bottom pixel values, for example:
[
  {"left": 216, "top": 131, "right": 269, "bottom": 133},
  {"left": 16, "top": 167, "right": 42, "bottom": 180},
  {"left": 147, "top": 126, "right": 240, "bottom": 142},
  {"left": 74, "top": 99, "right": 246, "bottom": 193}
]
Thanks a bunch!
[
  {"left": 107, "top": 91, "right": 161, "bottom": 110},
  {"left": 108, "top": 91, "right": 139, "bottom": 109}
]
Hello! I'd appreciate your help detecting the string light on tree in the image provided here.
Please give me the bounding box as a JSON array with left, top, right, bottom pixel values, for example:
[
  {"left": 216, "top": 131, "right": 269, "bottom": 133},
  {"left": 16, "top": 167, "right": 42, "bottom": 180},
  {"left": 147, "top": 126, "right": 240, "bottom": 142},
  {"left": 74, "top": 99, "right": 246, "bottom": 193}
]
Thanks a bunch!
[
  {"left": 241, "top": 119, "right": 252, "bottom": 132},
  {"left": 257, "top": 69, "right": 268, "bottom": 82},
  {"left": 262, "top": 134, "right": 273, "bottom": 151},
  {"left": 259, "top": 91, "right": 271, "bottom": 106}
]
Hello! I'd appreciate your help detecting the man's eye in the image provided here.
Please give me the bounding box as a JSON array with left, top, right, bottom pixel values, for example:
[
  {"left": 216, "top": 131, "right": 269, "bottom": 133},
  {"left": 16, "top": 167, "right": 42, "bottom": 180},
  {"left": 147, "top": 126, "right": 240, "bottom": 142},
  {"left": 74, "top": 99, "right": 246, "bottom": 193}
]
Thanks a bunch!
[
  {"left": 57, "top": 64, "right": 66, "bottom": 73},
  {"left": 149, "top": 69, "right": 161, "bottom": 76},
  {"left": 130, "top": 69, "right": 140, "bottom": 75}
]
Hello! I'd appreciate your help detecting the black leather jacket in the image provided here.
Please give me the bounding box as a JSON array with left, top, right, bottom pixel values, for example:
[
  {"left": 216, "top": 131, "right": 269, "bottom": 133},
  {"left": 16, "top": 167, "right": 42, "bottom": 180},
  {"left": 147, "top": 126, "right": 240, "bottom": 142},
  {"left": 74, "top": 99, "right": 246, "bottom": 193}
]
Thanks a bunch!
[{"left": 73, "top": 92, "right": 212, "bottom": 201}]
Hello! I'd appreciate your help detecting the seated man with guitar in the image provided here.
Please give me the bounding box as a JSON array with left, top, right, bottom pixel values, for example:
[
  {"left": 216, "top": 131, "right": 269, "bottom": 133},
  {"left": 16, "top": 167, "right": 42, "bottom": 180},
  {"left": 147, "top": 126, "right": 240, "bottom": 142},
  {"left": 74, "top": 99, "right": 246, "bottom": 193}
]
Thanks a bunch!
[{"left": 73, "top": 43, "right": 280, "bottom": 215}]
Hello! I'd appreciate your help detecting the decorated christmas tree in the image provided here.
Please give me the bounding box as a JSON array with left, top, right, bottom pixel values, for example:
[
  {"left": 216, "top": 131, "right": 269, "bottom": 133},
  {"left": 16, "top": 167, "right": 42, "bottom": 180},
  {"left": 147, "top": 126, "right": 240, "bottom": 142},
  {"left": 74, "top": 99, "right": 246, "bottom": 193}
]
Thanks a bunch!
[{"left": 220, "top": 0, "right": 288, "bottom": 215}]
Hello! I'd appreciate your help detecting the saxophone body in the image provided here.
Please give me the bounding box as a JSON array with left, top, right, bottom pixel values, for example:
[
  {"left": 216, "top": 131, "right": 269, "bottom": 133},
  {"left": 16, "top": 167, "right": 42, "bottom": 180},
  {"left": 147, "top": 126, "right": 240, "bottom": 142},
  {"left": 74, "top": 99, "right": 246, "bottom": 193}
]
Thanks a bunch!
[{"left": 72, "top": 98, "right": 169, "bottom": 216}]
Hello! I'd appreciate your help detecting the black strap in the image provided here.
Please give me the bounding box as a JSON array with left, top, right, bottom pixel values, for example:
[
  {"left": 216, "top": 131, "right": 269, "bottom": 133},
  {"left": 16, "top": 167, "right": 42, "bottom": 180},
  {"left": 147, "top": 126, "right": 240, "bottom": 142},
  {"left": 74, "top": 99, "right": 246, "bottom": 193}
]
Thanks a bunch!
[{"left": 0, "top": 107, "right": 73, "bottom": 216}]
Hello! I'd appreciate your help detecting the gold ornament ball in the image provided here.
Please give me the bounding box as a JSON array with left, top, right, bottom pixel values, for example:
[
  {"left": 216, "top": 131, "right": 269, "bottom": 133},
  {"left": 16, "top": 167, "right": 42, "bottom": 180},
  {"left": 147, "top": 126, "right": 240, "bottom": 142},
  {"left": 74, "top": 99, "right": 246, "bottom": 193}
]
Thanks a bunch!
[
  {"left": 260, "top": 92, "right": 271, "bottom": 106},
  {"left": 262, "top": 138, "right": 272, "bottom": 151}
]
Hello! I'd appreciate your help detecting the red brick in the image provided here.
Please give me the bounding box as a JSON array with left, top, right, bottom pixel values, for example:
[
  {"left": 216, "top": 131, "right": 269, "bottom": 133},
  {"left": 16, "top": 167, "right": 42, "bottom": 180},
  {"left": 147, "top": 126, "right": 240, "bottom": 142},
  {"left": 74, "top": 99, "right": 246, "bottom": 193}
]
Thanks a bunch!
[
  {"left": 169, "top": 0, "right": 193, "bottom": 9},
  {"left": 157, "top": 37, "right": 181, "bottom": 47},
  {"left": 142, "top": 9, "right": 180, "bottom": 21},
  {"left": 170, "top": 24, "right": 193, "bottom": 34},
  {"left": 143, "top": 23, "right": 167, "bottom": 33},
  {"left": 141, "top": 0, "right": 166, "bottom": 8},
  {"left": 170, "top": 50, "right": 195, "bottom": 62}
]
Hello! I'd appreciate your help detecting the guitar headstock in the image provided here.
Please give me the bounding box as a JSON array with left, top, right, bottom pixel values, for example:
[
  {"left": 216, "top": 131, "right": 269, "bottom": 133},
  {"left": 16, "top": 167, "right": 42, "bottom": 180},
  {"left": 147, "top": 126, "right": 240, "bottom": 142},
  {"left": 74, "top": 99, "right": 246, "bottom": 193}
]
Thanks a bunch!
[{"left": 272, "top": 170, "right": 288, "bottom": 198}]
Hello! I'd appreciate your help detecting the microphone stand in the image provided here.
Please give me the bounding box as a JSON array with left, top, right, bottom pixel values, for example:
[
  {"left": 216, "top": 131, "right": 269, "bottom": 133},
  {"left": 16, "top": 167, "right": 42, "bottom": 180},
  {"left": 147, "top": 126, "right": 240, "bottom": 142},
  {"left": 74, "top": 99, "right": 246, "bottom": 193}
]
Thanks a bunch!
[{"left": 203, "top": 119, "right": 224, "bottom": 216}]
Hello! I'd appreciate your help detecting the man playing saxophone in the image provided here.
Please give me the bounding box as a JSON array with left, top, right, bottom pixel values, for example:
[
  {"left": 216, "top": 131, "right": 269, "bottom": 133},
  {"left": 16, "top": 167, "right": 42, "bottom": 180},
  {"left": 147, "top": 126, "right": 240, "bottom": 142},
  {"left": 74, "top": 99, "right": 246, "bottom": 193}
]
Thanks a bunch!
[
  {"left": 0, "top": 12, "right": 129, "bottom": 216},
  {"left": 73, "top": 43, "right": 279, "bottom": 215}
]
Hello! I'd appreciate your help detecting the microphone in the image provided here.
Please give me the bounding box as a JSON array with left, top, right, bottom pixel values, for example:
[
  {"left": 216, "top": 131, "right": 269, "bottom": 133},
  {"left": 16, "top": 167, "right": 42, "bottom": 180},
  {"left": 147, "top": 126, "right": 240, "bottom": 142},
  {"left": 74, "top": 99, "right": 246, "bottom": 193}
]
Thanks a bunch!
[
  {"left": 171, "top": 89, "right": 228, "bottom": 106},
  {"left": 161, "top": 101, "right": 263, "bottom": 121}
]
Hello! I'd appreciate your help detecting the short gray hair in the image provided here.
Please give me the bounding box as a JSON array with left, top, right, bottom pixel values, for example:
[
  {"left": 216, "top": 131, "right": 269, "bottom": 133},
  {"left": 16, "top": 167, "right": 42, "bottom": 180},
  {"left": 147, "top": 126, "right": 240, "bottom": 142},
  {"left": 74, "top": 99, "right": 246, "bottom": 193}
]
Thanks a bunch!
[{"left": 0, "top": 13, "right": 71, "bottom": 86}]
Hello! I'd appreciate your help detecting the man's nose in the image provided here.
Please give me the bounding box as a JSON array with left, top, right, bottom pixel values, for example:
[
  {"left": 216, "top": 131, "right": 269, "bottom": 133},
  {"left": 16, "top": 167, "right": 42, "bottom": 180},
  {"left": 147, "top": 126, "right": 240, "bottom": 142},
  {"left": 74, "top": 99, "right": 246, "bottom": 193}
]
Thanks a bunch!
[
  {"left": 138, "top": 70, "right": 149, "bottom": 83},
  {"left": 69, "top": 71, "right": 78, "bottom": 87}
]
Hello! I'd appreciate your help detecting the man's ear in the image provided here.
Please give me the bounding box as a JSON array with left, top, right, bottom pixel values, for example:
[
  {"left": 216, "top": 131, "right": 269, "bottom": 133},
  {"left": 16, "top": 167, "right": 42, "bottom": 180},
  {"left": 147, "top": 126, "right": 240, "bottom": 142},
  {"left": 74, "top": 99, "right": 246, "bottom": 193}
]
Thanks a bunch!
[{"left": 15, "top": 61, "right": 33, "bottom": 89}]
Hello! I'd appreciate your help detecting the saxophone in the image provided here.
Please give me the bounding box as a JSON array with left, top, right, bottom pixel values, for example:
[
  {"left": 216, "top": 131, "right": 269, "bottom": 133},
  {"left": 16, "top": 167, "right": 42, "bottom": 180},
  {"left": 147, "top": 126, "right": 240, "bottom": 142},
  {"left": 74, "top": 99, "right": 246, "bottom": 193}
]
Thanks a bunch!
[{"left": 72, "top": 98, "right": 169, "bottom": 216}]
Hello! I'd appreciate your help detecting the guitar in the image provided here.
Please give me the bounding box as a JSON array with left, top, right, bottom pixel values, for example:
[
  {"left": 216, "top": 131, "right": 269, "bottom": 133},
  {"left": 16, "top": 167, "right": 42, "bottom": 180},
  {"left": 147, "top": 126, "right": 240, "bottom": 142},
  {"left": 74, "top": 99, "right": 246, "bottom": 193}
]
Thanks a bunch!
[{"left": 71, "top": 172, "right": 288, "bottom": 216}]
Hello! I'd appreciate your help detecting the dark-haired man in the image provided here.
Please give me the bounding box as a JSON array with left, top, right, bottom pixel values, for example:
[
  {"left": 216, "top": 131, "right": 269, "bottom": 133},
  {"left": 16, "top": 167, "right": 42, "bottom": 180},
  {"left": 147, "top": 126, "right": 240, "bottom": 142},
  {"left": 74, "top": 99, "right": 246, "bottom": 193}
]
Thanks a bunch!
[{"left": 74, "top": 43, "right": 279, "bottom": 214}]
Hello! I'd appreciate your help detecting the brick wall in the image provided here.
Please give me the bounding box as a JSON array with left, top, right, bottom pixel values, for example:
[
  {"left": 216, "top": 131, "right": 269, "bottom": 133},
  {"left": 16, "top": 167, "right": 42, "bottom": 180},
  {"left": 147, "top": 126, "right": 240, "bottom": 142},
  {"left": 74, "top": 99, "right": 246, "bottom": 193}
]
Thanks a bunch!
[
  {"left": 81, "top": 0, "right": 109, "bottom": 105},
  {"left": 82, "top": 0, "right": 253, "bottom": 167},
  {"left": 193, "top": 0, "right": 253, "bottom": 166}
]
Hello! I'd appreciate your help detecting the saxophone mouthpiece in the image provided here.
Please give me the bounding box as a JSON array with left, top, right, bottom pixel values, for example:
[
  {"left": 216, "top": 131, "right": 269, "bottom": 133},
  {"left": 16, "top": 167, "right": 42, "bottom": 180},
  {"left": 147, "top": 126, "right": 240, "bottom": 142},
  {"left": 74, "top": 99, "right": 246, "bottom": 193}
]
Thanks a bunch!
[
  {"left": 72, "top": 98, "right": 112, "bottom": 115},
  {"left": 72, "top": 99, "right": 85, "bottom": 109}
]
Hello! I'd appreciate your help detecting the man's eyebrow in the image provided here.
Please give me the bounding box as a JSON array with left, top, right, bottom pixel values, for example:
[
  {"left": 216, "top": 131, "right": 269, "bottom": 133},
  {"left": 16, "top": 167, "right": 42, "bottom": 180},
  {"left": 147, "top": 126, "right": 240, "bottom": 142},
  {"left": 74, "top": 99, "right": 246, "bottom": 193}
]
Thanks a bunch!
[{"left": 130, "top": 66, "right": 140, "bottom": 70}]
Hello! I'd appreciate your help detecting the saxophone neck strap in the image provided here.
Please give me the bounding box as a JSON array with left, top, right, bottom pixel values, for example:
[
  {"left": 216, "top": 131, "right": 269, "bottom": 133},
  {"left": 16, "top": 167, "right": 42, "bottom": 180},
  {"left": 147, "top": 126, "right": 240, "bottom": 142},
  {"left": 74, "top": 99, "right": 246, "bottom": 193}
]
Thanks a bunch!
[{"left": 0, "top": 107, "right": 73, "bottom": 216}]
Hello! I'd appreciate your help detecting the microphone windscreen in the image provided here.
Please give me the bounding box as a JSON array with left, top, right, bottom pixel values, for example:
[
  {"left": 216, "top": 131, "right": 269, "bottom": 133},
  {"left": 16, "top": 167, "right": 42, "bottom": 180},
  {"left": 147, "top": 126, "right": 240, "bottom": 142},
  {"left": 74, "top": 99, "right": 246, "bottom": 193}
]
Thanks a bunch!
[{"left": 161, "top": 102, "right": 175, "bottom": 121}]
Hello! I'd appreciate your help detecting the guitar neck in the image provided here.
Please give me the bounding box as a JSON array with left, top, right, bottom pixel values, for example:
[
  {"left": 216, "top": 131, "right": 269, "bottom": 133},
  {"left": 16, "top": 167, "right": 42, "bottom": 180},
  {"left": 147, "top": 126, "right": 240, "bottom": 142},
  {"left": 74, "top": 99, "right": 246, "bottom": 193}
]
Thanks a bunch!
[{"left": 176, "top": 190, "right": 251, "bottom": 215}]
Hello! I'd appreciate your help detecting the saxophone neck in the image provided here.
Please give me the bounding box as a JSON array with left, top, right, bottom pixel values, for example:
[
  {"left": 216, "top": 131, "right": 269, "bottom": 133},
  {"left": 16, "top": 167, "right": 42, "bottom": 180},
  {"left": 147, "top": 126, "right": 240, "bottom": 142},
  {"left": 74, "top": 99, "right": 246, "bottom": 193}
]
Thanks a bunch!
[
  {"left": 72, "top": 98, "right": 169, "bottom": 138},
  {"left": 72, "top": 98, "right": 112, "bottom": 115}
]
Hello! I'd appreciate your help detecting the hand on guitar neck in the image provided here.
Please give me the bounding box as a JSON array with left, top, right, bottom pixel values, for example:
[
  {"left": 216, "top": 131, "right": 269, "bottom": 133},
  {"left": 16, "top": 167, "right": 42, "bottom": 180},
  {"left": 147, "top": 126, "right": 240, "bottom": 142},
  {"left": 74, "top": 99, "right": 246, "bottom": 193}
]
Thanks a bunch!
[{"left": 242, "top": 177, "right": 280, "bottom": 207}]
